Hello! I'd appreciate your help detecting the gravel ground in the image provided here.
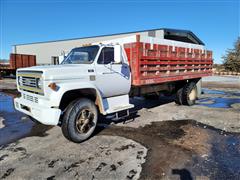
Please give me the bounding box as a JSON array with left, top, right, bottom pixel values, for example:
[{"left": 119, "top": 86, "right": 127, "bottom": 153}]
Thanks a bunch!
[
  {"left": 202, "top": 76, "right": 240, "bottom": 89},
  {"left": 202, "top": 75, "right": 240, "bottom": 82},
  {"left": 0, "top": 134, "right": 147, "bottom": 180},
  {"left": 0, "top": 79, "right": 16, "bottom": 90},
  {"left": 0, "top": 76, "right": 240, "bottom": 179}
]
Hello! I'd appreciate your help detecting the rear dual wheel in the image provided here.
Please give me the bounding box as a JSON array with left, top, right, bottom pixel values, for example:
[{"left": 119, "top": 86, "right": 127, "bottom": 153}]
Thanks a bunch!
[
  {"left": 61, "top": 98, "right": 98, "bottom": 143},
  {"left": 175, "top": 88, "right": 183, "bottom": 105},
  {"left": 175, "top": 81, "right": 197, "bottom": 106}
]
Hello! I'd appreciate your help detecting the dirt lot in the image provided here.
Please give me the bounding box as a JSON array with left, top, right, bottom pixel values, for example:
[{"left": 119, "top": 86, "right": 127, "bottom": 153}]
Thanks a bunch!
[{"left": 0, "top": 76, "right": 240, "bottom": 180}]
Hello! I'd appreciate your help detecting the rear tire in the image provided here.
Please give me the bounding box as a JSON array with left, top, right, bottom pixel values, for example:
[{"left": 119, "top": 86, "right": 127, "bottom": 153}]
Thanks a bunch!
[
  {"left": 175, "top": 87, "right": 183, "bottom": 105},
  {"left": 182, "top": 82, "right": 197, "bottom": 106},
  {"left": 61, "top": 98, "right": 98, "bottom": 143}
]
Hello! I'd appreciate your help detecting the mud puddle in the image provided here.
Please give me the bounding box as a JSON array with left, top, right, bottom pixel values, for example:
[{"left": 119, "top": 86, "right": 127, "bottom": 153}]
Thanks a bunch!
[
  {"left": 202, "top": 88, "right": 240, "bottom": 97},
  {"left": 202, "top": 89, "right": 227, "bottom": 95},
  {"left": 197, "top": 89, "right": 240, "bottom": 109},
  {"left": 0, "top": 93, "right": 51, "bottom": 145},
  {"left": 197, "top": 97, "right": 240, "bottom": 108},
  {"left": 98, "top": 120, "right": 240, "bottom": 179}
]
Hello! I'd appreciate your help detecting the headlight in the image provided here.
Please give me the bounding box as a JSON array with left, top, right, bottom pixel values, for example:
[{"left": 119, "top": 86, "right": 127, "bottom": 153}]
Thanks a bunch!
[
  {"left": 18, "top": 76, "right": 23, "bottom": 86},
  {"left": 36, "top": 78, "right": 43, "bottom": 89}
]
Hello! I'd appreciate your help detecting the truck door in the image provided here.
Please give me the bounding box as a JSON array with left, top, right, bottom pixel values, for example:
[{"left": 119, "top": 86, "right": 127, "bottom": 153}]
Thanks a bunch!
[{"left": 94, "top": 47, "right": 131, "bottom": 97}]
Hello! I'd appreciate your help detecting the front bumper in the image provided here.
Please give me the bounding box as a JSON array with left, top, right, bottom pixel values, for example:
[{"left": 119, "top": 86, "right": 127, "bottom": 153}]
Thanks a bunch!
[{"left": 14, "top": 97, "right": 61, "bottom": 125}]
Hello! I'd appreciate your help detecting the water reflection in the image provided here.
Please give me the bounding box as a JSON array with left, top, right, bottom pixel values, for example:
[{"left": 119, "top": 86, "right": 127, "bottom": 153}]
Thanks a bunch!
[{"left": 0, "top": 93, "right": 50, "bottom": 145}]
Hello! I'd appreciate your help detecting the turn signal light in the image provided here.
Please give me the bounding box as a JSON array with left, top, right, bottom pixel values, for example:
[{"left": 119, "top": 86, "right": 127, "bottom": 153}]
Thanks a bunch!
[{"left": 48, "top": 83, "right": 57, "bottom": 91}]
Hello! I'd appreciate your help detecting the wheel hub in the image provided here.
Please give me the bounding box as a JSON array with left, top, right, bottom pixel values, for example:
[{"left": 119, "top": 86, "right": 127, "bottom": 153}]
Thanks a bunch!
[
  {"left": 189, "top": 87, "right": 197, "bottom": 101},
  {"left": 76, "top": 109, "right": 94, "bottom": 134}
]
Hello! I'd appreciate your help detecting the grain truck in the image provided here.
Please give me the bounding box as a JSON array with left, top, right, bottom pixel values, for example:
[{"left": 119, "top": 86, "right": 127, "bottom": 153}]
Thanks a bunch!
[{"left": 14, "top": 29, "right": 213, "bottom": 142}]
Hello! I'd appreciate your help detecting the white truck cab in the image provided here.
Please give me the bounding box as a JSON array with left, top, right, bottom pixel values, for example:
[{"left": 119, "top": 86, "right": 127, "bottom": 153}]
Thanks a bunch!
[{"left": 14, "top": 44, "right": 134, "bottom": 142}]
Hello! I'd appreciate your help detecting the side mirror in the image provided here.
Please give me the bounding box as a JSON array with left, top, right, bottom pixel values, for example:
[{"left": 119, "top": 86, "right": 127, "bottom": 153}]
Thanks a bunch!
[{"left": 114, "top": 44, "right": 122, "bottom": 64}]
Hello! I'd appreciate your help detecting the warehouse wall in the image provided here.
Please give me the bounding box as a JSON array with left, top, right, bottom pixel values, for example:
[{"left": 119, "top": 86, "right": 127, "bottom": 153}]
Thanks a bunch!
[{"left": 13, "top": 30, "right": 164, "bottom": 65}]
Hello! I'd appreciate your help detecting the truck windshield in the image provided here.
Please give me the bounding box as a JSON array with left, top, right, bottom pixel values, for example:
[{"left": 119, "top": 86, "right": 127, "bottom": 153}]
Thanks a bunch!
[{"left": 62, "top": 45, "right": 99, "bottom": 64}]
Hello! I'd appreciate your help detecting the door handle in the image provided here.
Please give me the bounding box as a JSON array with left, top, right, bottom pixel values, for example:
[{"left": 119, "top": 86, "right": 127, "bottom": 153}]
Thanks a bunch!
[
  {"left": 88, "top": 69, "right": 94, "bottom": 72},
  {"left": 102, "top": 72, "right": 114, "bottom": 75}
]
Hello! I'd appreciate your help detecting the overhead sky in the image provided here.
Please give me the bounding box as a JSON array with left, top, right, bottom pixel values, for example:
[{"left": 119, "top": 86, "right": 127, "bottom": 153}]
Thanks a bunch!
[{"left": 0, "top": 0, "right": 239, "bottom": 63}]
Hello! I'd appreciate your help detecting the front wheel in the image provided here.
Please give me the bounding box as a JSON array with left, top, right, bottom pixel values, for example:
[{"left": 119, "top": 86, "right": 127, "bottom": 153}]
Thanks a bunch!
[{"left": 61, "top": 98, "right": 98, "bottom": 143}]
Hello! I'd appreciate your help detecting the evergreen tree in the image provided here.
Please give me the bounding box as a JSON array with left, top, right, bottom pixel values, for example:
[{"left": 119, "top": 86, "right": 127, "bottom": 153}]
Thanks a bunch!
[{"left": 223, "top": 37, "right": 240, "bottom": 72}]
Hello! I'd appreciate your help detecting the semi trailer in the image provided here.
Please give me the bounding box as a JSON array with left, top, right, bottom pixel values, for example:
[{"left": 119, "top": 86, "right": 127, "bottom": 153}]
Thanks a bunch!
[{"left": 14, "top": 30, "right": 213, "bottom": 142}]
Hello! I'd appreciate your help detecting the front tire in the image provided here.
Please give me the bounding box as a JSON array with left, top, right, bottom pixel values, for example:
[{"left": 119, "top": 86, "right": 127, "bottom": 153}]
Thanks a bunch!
[{"left": 61, "top": 98, "right": 98, "bottom": 143}]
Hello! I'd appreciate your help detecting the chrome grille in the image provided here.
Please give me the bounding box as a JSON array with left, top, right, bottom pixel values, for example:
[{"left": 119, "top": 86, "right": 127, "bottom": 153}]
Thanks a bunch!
[
  {"left": 23, "top": 94, "right": 39, "bottom": 103},
  {"left": 17, "top": 71, "right": 43, "bottom": 95},
  {"left": 21, "top": 77, "right": 37, "bottom": 88}
]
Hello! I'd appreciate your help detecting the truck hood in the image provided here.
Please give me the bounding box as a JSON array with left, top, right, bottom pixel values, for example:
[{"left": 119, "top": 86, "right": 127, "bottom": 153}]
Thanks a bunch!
[{"left": 17, "top": 64, "right": 93, "bottom": 81}]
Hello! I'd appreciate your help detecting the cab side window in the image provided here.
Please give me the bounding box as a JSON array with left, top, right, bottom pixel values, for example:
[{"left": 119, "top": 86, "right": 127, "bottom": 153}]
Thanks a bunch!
[{"left": 97, "top": 47, "right": 114, "bottom": 64}]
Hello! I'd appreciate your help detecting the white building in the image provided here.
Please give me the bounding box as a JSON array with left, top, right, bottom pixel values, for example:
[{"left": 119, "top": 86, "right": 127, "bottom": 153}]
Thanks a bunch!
[{"left": 12, "top": 28, "right": 204, "bottom": 65}]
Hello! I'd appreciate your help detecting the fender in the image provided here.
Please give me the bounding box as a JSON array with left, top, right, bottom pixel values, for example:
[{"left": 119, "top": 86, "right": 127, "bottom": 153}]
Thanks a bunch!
[{"left": 49, "top": 81, "right": 106, "bottom": 115}]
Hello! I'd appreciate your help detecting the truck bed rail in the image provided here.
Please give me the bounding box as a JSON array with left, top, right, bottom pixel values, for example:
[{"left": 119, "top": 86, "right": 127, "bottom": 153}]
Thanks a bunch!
[{"left": 124, "top": 35, "right": 213, "bottom": 86}]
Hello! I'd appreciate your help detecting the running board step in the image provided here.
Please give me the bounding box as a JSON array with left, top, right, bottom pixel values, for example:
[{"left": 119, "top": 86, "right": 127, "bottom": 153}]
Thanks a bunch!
[
  {"left": 103, "top": 94, "right": 134, "bottom": 114},
  {"left": 112, "top": 109, "right": 130, "bottom": 121},
  {"left": 105, "top": 104, "right": 134, "bottom": 114},
  {"left": 106, "top": 109, "right": 137, "bottom": 123}
]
